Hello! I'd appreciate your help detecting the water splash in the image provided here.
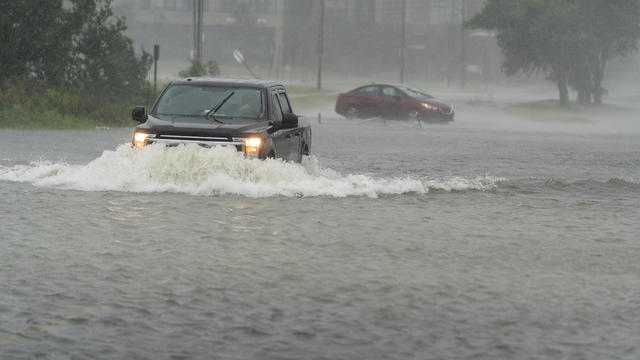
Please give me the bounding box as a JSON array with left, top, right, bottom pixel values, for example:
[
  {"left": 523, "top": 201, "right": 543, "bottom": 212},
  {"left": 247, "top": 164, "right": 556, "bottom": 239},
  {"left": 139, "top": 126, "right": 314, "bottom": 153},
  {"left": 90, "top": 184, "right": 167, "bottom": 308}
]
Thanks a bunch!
[{"left": 0, "top": 144, "right": 500, "bottom": 198}]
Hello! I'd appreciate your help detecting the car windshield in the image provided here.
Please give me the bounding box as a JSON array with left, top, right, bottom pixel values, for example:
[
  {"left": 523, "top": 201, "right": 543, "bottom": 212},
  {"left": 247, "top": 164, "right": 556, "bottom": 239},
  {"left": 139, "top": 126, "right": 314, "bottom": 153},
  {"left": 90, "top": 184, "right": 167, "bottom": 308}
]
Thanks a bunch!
[
  {"left": 397, "top": 86, "right": 434, "bottom": 101},
  {"left": 153, "top": 84, "right": 265, "bottom": 123}
]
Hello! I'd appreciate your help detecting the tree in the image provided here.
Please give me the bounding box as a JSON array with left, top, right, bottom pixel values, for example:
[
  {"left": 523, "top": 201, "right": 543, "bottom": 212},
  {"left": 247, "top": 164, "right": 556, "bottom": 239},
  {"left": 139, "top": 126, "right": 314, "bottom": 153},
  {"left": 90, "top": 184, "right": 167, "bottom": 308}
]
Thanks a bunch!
[
  {"left": 0, "top": 0, "right": 151, "bottom": 98},
  {"left": 0, "top": 0, "right": 76, "bottom": 85},
  {"left": 578, "top": 0, "right": 640, "bottom": 104},
  {"left": 178, "top": 59, "right": 221, "bottom": 78},
  {"left": 69, "top": 0, "right": 152, "bottom": 99},
  {"left": 466, "top": 0, "right": 640, "bottom": 106}
]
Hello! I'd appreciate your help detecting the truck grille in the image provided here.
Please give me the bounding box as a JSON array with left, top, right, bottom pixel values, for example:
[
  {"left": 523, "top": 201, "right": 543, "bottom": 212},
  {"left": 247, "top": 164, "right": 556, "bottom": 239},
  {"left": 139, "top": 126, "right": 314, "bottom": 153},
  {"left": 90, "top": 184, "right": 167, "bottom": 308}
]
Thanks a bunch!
[{"left": 147, "top": 135, "right": 245, "bottom": 151}]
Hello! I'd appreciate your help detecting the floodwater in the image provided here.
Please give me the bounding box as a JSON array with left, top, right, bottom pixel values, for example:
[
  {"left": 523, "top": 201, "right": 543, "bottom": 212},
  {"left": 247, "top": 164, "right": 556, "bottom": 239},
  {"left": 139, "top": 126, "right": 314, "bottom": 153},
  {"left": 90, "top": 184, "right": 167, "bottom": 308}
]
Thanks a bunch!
[{"left": 1, "top": 99, "right": 639, "bottom": 359}]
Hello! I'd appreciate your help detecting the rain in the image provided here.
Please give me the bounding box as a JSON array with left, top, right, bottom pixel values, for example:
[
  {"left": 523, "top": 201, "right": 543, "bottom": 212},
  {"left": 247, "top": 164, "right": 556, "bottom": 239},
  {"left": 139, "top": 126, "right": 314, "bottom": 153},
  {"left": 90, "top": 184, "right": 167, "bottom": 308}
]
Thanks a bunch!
[{"left": 1, "top": 1, "right": 640, "bottom": 359}]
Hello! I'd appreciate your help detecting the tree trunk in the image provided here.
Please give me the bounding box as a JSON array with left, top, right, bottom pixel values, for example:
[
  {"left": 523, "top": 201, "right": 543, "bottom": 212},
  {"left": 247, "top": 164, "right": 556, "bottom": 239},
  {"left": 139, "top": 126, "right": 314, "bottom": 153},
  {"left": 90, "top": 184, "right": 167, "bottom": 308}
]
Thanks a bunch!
[
  {"left": 593, "top": 63, "right": 605, "bottom": 105},
  {"left": 557, "top": 75, "right": 569, "bottom": 107},
  {"left": 591, "top": 52, "right": 608, "bottom": 105},
  {"left": 577, "top": 88, "right": 586, "bottom": 104}
]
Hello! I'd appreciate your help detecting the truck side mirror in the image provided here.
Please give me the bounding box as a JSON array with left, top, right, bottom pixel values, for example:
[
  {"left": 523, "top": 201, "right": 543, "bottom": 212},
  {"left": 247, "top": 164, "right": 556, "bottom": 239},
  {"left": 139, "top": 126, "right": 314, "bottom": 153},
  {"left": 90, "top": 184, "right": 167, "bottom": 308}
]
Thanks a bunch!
[
  {"left": 281, "top": 113, "right": 298, "bottom": 128},
  {"left": 132, "top": 106, "right": 147, "bottom": 122}
]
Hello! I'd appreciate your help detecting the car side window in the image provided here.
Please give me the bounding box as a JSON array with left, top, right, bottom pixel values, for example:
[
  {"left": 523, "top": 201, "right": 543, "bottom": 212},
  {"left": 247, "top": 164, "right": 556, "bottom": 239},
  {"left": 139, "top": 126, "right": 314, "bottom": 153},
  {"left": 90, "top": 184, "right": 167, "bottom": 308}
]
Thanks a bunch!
[
  {"left": 277, "top": 92, "right": 292, "bottom": 114},
  {"left": 271, "top": 92, "right": 283, "bottom": 121},
  {"left": 358, "top": 86, "right": 380, "bottom": 97},
  {"left": 382, "top": 87, "right": 401, "bottom": 98}
]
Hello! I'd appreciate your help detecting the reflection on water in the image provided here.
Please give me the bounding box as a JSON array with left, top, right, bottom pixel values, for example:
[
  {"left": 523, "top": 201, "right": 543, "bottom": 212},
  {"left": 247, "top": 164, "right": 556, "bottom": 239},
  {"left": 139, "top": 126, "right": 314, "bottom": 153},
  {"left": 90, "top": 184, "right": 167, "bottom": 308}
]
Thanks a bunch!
[{"left": 0, "top": 120, "right": 639, "bottom": 360}]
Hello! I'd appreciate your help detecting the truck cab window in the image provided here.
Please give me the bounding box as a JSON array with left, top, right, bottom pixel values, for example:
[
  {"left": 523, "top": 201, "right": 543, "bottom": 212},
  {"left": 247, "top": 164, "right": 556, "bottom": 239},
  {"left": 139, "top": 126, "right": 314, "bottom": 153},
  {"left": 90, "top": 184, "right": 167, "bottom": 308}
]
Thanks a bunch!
[
  {"left": 271, "top": 92, "right": 283, "bottom": 121},
  {"left": 277, "top": 92, "right": 292, "bottom": 114}
]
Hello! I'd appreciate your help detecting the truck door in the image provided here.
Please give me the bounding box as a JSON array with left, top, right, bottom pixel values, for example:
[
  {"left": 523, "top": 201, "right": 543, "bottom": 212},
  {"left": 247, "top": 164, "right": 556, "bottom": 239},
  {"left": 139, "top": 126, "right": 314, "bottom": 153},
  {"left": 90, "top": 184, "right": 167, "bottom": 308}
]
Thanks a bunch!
[
  {"left": 277, "top": 91, "right": 301, "bottom": 161},
  {"left": 270, "top": 91, "right": 291, "bottom": 160}
]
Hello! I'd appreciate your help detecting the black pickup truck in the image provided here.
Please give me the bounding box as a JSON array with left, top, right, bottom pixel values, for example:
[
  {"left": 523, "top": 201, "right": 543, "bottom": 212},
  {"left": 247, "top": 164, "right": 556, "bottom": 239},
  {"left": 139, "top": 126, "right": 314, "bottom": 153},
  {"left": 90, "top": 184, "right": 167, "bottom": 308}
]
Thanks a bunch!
[{"left": 131, "top": 78, "right": 311, "bottom": 162}]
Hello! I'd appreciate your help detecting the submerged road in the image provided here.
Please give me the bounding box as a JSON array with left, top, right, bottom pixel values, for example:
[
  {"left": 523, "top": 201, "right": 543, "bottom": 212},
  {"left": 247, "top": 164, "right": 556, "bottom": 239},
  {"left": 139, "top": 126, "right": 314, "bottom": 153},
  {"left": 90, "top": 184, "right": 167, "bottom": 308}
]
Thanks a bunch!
[{"left": 1, "top": 102, "right": 639, "bottom": 359}]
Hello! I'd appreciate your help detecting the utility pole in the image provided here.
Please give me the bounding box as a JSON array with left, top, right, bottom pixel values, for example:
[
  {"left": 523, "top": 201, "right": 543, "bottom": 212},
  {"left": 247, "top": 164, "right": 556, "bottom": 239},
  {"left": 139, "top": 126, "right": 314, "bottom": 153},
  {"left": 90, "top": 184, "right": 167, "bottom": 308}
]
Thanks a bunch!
[
  {"left": 153, "top": 44, "right": 159, "bottom": 98},
  {"left": 270, "top": 0, "right": 284, "bottom": 78},
  {"left": 316, "top": 0, "right": 325, "bottom": 90},
  {"left": 193, "top": 0, "right": 204, "bottom": 62},
  {"left": 399, "top": 0, "right": 407, "bottom": 84},
  {"left": 460, "top": 0, "right": 467, "bottom": 88}
]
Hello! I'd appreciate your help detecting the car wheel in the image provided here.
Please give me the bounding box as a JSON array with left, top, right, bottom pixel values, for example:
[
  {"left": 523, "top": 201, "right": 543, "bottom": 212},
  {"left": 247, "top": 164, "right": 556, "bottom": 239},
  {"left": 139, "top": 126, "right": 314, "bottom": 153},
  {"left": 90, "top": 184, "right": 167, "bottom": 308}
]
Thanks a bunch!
[
  {"left": 345, "top": 106, "right": 360, "bottom": 119},
  {"left": 406, "top": 109, "right": 422, "bottom": 121},
  {"left": 406, "top": 109, "right": 424, "bottom": 124}
]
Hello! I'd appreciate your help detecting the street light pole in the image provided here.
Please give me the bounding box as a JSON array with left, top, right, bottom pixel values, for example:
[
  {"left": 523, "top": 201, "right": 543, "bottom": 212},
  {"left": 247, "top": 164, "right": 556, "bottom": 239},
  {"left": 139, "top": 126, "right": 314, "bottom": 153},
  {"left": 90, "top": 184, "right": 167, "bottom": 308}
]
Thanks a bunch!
[
  {"left": 316, "top": 0, "right": 325, "bottom": 90},
  {"left": 153, "top": 44, "right": 159, "bottom": 99},
  {"left": 460, "top": 0, "right": 467, "bottom": 88},
  {"left": 400, "top": 0, "right": 407, "bottom": 84},
  {"left": 193, "top": 0, "right": 203, "bottom": 62}
]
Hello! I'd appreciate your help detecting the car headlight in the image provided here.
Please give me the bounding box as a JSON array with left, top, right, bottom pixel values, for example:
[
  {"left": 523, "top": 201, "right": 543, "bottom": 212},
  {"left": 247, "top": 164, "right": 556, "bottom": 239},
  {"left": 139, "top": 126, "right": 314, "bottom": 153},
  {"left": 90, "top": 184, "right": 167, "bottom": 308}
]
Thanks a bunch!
[
  {"left": 234, "top": 137, "right": 262, "bottom": 156},
  {"left": 421, "top": 103, "right": 439, "bottom": 111},
  {"left": 133, "top": 132, "right": 155, "bottom": 148}
]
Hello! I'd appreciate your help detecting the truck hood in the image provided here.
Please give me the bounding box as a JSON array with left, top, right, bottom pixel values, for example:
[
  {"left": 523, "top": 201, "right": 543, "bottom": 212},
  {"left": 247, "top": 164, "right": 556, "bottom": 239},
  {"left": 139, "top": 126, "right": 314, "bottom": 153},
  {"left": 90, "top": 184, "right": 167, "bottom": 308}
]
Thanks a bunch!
[{"left": 138, "top": 115, "right": 271, "bottom": 137}]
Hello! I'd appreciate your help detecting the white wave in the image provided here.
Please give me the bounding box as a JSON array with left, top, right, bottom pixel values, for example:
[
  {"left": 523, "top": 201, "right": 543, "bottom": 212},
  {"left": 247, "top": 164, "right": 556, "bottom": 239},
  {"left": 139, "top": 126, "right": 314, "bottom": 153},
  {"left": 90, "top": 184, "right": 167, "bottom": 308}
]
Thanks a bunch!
[
  {"left": 424, "top": 176, "right": 505, "bottom": 192},
  {"left": 0, "top": 144, "right": 499, "bottom": 198}
]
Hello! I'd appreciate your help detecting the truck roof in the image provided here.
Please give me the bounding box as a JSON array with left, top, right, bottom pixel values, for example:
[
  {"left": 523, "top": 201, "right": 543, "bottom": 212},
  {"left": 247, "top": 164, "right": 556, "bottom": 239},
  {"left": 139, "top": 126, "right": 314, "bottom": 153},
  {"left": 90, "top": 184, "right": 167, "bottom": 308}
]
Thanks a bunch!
[{"left": 170, "top": 77, "right": 285, "bottom": 89}]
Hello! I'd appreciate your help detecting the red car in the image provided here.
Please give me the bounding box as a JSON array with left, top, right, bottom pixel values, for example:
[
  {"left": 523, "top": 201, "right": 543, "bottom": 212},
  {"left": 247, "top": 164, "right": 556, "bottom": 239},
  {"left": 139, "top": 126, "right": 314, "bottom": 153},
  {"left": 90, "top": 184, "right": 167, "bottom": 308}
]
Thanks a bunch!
[{"left": 335, "top": 84, "right": 454, "bottom": 122}]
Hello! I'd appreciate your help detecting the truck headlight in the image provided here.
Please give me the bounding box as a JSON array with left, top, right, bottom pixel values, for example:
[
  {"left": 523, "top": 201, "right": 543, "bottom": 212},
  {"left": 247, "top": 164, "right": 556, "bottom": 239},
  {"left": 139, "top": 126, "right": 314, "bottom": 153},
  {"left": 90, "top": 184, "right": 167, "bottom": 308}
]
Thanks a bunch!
[
  {"left": 234, "top": 137, "right": 262, "bottom": 156},
  {"left": 244, "top": 137, "right": 261, "bottom": 155},
  {"left": 133, "top": 132, "right": 154, "bottom": 148}
]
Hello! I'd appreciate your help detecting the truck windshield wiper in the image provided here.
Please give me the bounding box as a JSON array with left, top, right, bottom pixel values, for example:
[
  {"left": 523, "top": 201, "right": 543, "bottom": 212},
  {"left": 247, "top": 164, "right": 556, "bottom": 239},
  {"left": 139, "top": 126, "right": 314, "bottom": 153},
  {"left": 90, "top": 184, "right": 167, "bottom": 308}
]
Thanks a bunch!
[
  {"left": 205, "top": 91, "right": 235, "bottom": 119},
  {"left": 205, "top": 115, "right": 224, "bottom": 124}
]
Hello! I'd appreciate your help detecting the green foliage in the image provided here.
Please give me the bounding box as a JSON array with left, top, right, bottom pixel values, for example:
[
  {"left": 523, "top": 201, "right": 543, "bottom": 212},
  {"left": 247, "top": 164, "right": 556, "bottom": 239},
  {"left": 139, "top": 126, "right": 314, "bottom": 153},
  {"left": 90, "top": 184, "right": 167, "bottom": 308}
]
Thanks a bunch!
[
  {"left": 68, "top": 1, "right": 153, "bottom": 100},
  {"left": 178, "top": 59, "right": 221, "bottom": 78},
  {"left": 0, "top": 105, "right": 98, "bottom": 130},
  {"left": 0, "top": 0, "right": 151, "bottom": 128},
  {"left": 466, "top": 0, "right": 640, "bottom": 105},
  {"left": 0, "top": 0, "right": 72, "bottom": 84},
  {"left": 0, "top": 78, "right": 149, "bottom": 129}
]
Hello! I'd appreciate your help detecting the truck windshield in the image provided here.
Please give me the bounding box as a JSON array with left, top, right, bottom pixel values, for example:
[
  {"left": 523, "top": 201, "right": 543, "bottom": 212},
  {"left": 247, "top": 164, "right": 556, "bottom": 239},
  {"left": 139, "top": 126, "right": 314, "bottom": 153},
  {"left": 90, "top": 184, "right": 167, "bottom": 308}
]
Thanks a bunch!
[{"left": 153, "top": 84, "right": 265, "bottom": 122}]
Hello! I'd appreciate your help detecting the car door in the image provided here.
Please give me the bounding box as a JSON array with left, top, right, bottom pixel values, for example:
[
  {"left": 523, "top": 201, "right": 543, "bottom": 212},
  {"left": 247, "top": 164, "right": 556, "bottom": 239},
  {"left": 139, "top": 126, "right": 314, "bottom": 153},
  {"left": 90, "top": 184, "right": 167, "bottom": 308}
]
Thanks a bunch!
[
  {"left": 380, "top": 86, "right": 404, "bottom": 119},
  {"left": 277, "top": 91, "right": 301, "bottom": 161},
  {"left": 354, "top": 86, "right": 382, "bottom": 118}
]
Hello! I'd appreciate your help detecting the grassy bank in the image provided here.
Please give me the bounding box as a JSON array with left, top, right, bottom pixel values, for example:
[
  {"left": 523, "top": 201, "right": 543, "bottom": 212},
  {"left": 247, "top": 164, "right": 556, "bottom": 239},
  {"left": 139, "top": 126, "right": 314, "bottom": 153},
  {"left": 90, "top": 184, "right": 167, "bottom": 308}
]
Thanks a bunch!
[
  {"left": 289, "top": 93, "right": 337, "bottom": 113},
  {"left": 285, "top": 84, "right": 337, "bottom": 113},
  {"left": 0, "top": 80, "right": 150, "bottom": 130},
  {"left": 504, "top": 100, "right": 595, "bottom": 124},
  {"left": 0, "top": 80, "right": 337, "bottom": 129},
  {"left": 0, "top": 105, "right": 100, "bottom": 129}
]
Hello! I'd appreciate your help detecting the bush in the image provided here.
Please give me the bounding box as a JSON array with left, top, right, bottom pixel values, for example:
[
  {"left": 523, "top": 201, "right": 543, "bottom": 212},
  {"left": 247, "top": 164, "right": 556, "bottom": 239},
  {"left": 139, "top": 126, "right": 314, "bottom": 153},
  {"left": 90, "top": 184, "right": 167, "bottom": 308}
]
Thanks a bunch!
[
  {"left": 178, "top": 59, "right": 221, "bottom": 78},
  {"left": 0, "top": 79, "right": 149, "bottom": 129}
]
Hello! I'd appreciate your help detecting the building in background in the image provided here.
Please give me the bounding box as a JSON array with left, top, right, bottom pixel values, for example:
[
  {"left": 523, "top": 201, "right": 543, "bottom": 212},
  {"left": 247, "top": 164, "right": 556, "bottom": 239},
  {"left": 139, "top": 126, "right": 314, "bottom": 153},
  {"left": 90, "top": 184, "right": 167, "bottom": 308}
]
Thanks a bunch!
[
  {"left": 280, "top": 0, "right": 498, "bottom": 86},
  {"left": 112, "top": 0, "right": 499, "bottom": 86},
  {"left": 112, "top": 0, "right": 284, "bottom": 77}
]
